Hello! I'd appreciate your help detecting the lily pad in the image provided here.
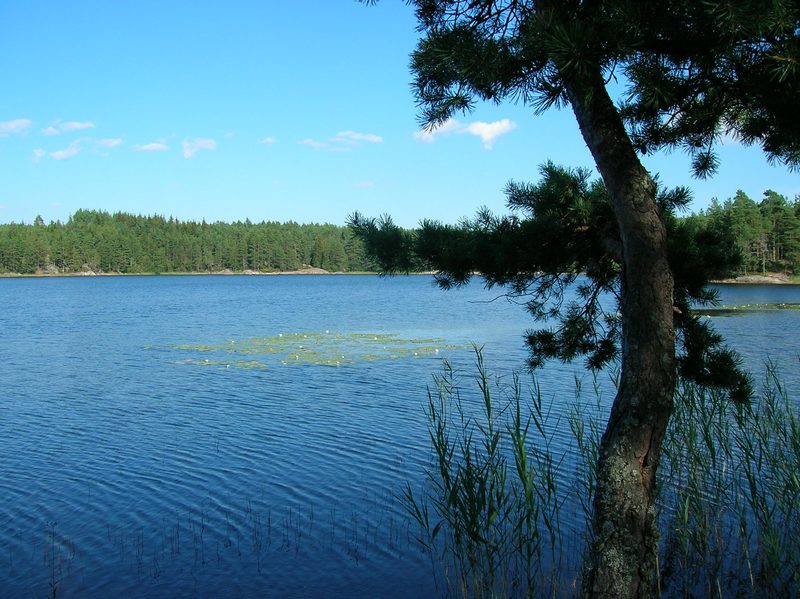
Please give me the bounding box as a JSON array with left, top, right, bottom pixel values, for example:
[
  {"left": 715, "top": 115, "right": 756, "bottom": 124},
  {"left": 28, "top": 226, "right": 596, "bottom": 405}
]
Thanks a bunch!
[
  {"left": 158, "top": 331, "right": 467, "bottom": 369},
  {"left": 695, "top": 303, "right": 800, "bottom": 316}
]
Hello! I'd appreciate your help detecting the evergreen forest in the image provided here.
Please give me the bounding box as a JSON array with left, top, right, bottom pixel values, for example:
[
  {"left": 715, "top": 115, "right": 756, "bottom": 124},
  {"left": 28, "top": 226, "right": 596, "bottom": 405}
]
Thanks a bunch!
[
  {"left": 0, "top": 209, "right": 375, "bottom": 274},
  {"left": 694, "top": 189, "right": 800, "bottom": 275},
  {"left": 1, "top": 187, "right": 798, "bottom": 276}
]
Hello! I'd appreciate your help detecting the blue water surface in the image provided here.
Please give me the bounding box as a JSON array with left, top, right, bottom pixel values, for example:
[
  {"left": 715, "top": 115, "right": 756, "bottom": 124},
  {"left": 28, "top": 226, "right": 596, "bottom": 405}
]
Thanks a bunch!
[{"left": 0, "top": 275, "right": 797, "bottom": 598}]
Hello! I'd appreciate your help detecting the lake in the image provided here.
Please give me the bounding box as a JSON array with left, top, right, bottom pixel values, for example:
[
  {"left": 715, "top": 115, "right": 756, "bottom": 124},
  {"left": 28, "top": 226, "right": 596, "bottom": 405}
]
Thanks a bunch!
[{"left": 1, "top": 275, "right": 798, "bottom": 598}]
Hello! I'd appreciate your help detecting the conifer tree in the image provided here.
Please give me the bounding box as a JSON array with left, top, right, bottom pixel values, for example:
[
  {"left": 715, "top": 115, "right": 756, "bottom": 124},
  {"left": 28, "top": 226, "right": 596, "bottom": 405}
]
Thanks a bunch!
[{"left": 353, "top": 1, "right": 799, "bottom": 596}]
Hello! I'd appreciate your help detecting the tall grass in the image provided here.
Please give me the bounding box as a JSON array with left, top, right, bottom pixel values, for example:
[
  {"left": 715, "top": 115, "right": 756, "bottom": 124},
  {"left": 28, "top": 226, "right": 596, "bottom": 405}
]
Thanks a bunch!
[
  {"left": 403, "top": 351, "right": 579, "bottom": 598},
  {"left": 659, "top": 363, "right": 800, "bottom": 597},
  {"left": 404, "top": 350, "right": 800, "bottom": 598}
]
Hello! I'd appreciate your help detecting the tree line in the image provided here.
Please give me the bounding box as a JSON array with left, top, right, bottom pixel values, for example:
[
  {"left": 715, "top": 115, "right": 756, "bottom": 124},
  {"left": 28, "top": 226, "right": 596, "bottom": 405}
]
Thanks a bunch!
[
  {"left": 0, "top": 209, "right": 375, "bottom": 274},
  {"left": 690, "top": 189, "right": 800, "bottom": 275},
  {"left": 1, "top": 192, "right": 798, "bottom": 276}
]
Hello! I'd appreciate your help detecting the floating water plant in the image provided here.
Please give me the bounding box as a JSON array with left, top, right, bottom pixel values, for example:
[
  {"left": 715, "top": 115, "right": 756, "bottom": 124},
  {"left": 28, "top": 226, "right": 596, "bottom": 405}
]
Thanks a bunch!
[
  {"left": 694, "top": 302, "right": 800, "bottom": 316},
  {"left": 162, "top": 331, "right": 465, "bottom": 370}
]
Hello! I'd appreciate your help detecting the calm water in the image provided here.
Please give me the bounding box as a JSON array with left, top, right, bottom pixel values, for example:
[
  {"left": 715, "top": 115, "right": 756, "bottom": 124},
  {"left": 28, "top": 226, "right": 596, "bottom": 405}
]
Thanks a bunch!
[{"left": 0, "top": 275, "right": 797, "bottom": 598}]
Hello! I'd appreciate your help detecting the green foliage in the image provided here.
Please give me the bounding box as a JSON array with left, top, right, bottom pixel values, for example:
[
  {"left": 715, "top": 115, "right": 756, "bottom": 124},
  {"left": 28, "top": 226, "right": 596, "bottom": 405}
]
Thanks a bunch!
[
  {"left": 347, "top": 214, "right": 422, "bottom": 274},
  {"left": 402, "top": 0, "right": 800, "bottom": 176},
  {"left": 0, "top": 211, "right": 375, "bottom": 275},
  {"left": 356, "top": 0, "right": 799, "bottom": 423},
  {"left": 355, "top": 0, "right": 799, "bottom": 405},
  {"left": 694, "top": 190, "right": 800, "bottom": 274},
  {"left": 351, "top": 164, "right": 752, "bottom": 401}
]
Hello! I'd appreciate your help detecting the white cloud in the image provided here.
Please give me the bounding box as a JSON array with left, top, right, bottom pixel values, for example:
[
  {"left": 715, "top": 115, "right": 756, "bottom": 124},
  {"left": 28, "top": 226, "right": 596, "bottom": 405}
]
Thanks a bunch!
[
  {"left": 335, "top": 131, "right": 383, "bottom": 144},
  {"left": 134, "top": 142, "right": 169, "bottom": 152},
  {"left": 413, "top": 118, "right": 465, "bottom": 144},
  {"left": 96, "top": 138, "right": 123, "bottom": 149},
  {"left": 413, "top": 118, "right": 517, "bottom": 149},
  {"left": 299, "top": 130, "right": 384, "bottom": 151},
  {"left": 42, "top": 120, "right": 96, "bottom": 136},
  {"left": 298, "top": 138, "right": 329, "bottom": 150},
  {"left": 50, "top": 140, "right": 82, "bottom": 161},
  {"left": 60, "top": 121, "right": 95, "bottom": 132},
  {"left": 354, "top": 180, "right": 376, "bottom": 189},
  {"left": 182, "top": 138, "right": 217, "bottom": 158},
  {"left": 464, "top": 119, "right": 517, "bottom": 149},
  {"left": 258, "top": 136, "right": 277, "bottom": 145},
  {"left": 32, "top": 148, "right": 46, "bottom": 163},
  {"left": 0, "top": 118, "right": 32, "bottom": 137}
]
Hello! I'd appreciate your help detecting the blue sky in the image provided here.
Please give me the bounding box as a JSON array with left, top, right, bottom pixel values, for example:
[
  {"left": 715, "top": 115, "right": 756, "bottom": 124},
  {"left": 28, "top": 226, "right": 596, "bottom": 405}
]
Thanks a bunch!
[{"left": 1, "top": 1, "right": 798, "bottom": 228}]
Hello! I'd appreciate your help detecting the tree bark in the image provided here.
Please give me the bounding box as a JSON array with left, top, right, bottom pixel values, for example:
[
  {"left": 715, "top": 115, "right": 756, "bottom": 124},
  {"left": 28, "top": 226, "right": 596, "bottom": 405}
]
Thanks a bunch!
[{"left": 562, "top": 70, "right": 676, "bottom": 597}]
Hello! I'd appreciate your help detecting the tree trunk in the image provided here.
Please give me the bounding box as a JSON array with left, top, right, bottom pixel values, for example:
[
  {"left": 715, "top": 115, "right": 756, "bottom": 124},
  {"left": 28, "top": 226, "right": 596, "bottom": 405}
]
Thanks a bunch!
[{"left": 563, "top": 70, "right": 676, "bottom": 597}]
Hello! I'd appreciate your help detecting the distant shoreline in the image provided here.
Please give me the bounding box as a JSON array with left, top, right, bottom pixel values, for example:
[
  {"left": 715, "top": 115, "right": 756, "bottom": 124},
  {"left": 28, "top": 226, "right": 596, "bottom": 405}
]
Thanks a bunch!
[
  {"left": 711, "top": 273, "right": 800, "bottom": 285},
  {"left": 0, "top": 268, "right": 442, "bottom": 278},
  {"left": 0, "top": 267, "right": 360, "bottom": 278},
  {"left": 2, "top": 269, "right": 796, "bottom": 284}
]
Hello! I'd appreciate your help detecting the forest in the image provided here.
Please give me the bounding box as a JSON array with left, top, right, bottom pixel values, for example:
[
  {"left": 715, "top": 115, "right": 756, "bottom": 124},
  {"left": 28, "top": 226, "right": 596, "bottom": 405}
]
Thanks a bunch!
[
  {"left": 689, "top": 189, "right": 800, "bottom": 275},
  {"left": 1, "top": 187, "right": 798, "bottom": 276},
  {"left": 0, "top": 209, "right": 375, "bottom": 274}
]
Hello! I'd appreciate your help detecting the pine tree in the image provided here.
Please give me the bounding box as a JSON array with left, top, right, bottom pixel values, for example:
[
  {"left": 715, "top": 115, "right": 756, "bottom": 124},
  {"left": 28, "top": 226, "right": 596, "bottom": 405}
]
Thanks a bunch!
[{"left": 354, "top": 1, "right": 799, "bottom": 595}]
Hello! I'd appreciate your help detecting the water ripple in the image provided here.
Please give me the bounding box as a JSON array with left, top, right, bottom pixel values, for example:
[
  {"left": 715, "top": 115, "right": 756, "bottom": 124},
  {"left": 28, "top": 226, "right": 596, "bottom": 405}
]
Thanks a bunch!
[{"left": 1, "top": 276, "right": 797, "bottom": 598}]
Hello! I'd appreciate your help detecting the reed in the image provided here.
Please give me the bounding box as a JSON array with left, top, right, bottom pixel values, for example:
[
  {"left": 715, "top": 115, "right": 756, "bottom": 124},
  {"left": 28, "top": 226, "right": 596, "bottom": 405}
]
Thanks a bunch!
[
  {"left": 406, "top": 349, "right": 800, "bottom": 598},
  {"left": 659, "top": 362, "right": 800, "bottom": 597},
  {"left": 403, "top": 349, "right": 574, "bottom": 598}
]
